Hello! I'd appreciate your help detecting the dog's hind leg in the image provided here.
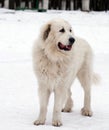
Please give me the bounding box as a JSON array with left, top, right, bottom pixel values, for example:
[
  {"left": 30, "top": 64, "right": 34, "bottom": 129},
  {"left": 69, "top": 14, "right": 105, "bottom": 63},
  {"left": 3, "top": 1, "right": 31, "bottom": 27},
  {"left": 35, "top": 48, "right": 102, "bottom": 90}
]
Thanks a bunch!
[
  {"left": 62, "top": 88, "right": 73, "bottom": 112},
  {"left": 77, "top": 67, "right": 93, "bottom": 117}
]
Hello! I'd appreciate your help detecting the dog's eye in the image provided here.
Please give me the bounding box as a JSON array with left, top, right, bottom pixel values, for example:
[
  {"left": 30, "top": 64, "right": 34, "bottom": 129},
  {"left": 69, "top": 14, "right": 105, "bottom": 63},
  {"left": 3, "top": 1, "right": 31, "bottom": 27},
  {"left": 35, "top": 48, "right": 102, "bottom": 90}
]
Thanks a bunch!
[
  {"left": 59, "top": 28, "right": 65, "bottom": 33},
  {"left": 70, "top": 29, "right": 72, "bottom": 32}
]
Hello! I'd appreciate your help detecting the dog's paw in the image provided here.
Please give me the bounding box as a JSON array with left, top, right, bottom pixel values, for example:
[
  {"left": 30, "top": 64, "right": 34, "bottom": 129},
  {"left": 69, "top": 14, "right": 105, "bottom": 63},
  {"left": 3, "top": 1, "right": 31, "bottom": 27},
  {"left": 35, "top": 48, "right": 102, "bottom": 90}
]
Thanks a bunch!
[
  {"left": 34, "top": 119, "right": 45, "bottom": 126},
  {"left": 62, "top": 108, "right": 72, "bottom": 112},
  {"left": 52, "top": 120, "right": 62, "bottom": 127},
  {"left": 81, "top": 108, "right": 93, "bottom": 117}
]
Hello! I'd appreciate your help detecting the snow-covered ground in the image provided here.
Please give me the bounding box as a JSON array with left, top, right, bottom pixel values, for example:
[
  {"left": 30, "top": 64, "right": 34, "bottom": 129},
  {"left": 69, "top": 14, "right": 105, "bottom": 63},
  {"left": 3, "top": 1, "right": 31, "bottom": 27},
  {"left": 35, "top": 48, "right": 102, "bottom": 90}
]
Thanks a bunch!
[{"left": 0, "top": 8, "right": 109, "bottom": 130}]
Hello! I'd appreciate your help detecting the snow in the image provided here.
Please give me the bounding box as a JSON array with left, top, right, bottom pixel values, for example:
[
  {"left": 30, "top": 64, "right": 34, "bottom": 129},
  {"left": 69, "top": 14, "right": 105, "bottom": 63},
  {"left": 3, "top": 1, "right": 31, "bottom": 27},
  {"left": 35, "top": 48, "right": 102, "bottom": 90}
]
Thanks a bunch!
[{"left": 0, "top": 8, "right": 109, "bottom": 130}]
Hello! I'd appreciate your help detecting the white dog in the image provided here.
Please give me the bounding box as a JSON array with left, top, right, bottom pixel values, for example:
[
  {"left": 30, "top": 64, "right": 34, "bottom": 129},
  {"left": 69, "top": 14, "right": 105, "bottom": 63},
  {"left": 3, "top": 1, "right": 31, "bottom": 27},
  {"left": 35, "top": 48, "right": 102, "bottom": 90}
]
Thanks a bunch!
[{"left": 33, "top": 18, "right": 99, "bottom": 126}]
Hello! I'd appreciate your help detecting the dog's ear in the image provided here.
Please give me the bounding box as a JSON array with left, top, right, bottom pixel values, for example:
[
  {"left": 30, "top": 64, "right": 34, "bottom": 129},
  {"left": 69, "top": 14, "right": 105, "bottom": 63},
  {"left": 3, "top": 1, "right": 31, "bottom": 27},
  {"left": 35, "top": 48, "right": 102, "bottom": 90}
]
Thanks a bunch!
[{"left": 42, "top": 24, "right": 51, "bottom": 41}]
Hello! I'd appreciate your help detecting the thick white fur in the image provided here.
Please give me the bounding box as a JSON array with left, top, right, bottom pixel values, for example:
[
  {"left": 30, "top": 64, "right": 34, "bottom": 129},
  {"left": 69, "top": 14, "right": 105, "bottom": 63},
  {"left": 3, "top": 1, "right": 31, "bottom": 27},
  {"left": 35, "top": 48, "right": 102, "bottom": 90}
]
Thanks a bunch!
[{"left": 33, "top": 19, "right": 97, "bottom": 126}]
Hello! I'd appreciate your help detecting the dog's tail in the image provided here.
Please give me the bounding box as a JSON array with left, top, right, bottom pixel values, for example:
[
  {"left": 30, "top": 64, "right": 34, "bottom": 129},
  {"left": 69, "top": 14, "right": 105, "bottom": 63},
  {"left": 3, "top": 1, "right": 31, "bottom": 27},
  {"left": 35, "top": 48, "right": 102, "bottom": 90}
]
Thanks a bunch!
[{"left": 92, "top": 73, "right": 101, "bottom": 85}]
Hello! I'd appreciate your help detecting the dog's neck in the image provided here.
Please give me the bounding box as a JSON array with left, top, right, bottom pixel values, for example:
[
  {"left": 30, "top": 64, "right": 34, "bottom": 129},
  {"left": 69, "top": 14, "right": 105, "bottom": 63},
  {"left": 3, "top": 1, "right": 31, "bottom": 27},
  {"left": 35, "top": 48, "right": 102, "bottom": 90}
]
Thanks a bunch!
[{"left": 41, "top": 47, "right": 71, "bottom": 63}]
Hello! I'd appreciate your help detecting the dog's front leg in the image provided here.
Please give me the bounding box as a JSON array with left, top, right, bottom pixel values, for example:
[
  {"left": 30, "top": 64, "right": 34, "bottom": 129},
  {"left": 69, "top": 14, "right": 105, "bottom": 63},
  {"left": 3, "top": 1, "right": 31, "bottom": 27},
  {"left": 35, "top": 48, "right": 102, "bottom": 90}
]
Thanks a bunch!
[
  {"left": 34, "top": 86, "right": 50, "bottom": 125},
  {"left": 52, "top": 86, "right": 67, "bottom": 126}
]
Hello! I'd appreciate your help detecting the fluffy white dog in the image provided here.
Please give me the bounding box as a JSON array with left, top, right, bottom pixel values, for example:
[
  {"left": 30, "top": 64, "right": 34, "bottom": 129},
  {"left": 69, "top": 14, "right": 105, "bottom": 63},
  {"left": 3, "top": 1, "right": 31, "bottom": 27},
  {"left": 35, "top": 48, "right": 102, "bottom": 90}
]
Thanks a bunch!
[{"left": 33, "top": 18, "right": 99, "bottom": 126}]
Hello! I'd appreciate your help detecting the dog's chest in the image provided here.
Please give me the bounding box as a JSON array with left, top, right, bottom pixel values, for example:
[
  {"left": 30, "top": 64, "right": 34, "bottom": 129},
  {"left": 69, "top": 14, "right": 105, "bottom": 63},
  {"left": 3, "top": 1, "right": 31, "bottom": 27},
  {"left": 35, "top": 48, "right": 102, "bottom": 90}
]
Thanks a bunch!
[{"left": 38, "top": 56, "right": 69, "bottom": 80}]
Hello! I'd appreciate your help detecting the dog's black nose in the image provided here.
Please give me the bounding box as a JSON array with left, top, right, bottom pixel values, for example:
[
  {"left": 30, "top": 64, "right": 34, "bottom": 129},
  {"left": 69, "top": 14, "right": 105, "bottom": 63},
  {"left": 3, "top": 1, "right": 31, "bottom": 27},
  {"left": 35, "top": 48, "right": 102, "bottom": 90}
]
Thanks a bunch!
[{"left": 69, "top": 37, "right": 75, "bottom": 45}]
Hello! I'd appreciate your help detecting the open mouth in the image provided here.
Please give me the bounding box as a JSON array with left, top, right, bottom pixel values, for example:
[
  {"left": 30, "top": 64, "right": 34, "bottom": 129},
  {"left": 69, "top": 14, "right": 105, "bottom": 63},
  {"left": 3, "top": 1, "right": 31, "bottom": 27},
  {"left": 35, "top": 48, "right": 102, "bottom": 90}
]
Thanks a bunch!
[{"left": 58, "top": 42, "right": 72, "bottom": 51}]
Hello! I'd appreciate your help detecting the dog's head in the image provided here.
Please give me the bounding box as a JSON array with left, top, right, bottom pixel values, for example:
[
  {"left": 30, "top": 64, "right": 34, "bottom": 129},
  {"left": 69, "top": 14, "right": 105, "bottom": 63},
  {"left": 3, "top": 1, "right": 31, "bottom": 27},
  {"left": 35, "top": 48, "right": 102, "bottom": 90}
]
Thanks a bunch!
[
  {"left": 39, "top": 19, "right": 75, "bottom": 61},
  {"left": 41, "top": 19, "right": 75, "bottom": 51}
]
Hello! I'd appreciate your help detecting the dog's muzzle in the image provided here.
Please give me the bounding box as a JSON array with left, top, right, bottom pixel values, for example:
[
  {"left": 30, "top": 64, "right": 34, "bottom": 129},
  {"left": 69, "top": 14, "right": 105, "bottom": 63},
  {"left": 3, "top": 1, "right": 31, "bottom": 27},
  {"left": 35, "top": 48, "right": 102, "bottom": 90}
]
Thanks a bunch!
[{"left": 58, "top": 37, "right": 75, "bottom": 51}]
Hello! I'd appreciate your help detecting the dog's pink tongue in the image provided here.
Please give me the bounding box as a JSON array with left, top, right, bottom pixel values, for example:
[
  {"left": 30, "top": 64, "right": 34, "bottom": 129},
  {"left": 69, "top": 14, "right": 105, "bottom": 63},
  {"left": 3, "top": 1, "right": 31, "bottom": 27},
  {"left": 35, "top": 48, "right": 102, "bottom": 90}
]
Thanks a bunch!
[
  {"left": 66, "top": 45, "right": 72, "bottom": 50},
  {"left": 60, "top": 43, "right": 66, "bottom": 49}
]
